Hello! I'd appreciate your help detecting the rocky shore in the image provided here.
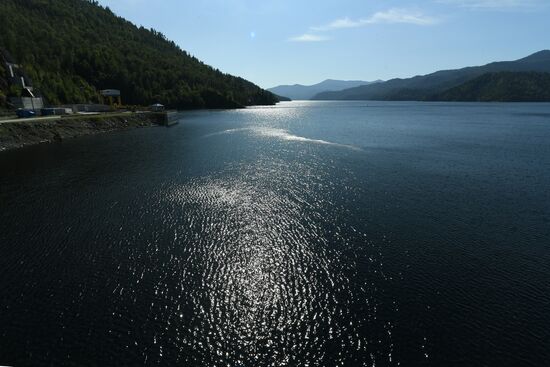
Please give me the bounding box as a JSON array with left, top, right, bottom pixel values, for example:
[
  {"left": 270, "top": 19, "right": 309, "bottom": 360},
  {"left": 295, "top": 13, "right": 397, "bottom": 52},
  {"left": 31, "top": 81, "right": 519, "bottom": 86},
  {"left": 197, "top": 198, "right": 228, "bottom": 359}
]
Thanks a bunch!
[{"left": 0, "top": 112, "right": 165, "bottom": 151}]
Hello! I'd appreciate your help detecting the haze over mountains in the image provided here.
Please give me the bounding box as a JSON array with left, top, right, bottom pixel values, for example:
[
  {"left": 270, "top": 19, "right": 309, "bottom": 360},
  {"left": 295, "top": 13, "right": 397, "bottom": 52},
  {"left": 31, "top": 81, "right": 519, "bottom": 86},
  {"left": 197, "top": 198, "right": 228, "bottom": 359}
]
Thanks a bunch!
[
  {"left": 268, "top": 79, "right": 381, "bottom": 101},
  {"left": 312, "top": 51, "right": 550, "bottom": 102}
]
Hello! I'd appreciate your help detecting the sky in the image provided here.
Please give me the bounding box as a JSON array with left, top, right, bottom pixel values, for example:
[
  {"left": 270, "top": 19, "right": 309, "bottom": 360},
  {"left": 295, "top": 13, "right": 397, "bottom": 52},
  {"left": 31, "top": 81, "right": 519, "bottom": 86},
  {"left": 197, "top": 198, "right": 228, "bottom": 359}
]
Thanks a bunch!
[{"left": 98, "top": 0, "right": 550, "bottom": 89}]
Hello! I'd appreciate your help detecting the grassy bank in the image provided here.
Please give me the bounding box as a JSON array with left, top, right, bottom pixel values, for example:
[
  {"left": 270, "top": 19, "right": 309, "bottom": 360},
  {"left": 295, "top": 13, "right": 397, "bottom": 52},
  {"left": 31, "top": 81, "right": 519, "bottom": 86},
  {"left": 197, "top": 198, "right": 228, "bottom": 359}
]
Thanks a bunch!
[{"left": 0, "top": 112, "right": 164, "bottom": 151}]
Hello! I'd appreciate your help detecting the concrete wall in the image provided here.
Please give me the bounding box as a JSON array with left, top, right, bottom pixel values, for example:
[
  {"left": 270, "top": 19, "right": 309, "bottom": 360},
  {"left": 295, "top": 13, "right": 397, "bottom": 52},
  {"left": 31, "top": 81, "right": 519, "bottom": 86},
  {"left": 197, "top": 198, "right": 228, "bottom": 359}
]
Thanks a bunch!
[{"left": 68, "top": 104, "right": 112, "bottom": 113}]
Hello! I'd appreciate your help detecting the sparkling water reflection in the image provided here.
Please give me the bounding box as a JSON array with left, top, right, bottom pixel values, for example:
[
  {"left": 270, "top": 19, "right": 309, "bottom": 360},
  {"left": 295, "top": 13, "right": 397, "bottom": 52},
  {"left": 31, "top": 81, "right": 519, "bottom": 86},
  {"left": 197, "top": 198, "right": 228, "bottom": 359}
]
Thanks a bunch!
[{"left": 1, "top": 101, "right": 550, "bottom": 366}]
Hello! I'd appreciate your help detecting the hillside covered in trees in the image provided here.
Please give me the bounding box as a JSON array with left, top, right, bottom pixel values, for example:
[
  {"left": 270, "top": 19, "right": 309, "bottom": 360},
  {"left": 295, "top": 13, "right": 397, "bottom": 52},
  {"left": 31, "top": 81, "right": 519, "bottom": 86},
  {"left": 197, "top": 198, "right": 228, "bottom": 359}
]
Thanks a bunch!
[
  {"left": 0, "top": 0, "right": 279, "bottom": 109},
  {"left": 429, "top": 72, "right": 550, "bottom": 102}
]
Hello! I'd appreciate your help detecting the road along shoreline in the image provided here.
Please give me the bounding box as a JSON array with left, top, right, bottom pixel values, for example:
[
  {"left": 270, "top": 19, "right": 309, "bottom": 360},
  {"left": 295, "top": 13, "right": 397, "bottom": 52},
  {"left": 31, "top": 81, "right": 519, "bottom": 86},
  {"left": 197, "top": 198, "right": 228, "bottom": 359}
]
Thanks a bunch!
[{"left": 0, "top": 112, "right": 170, "bottom": 152}]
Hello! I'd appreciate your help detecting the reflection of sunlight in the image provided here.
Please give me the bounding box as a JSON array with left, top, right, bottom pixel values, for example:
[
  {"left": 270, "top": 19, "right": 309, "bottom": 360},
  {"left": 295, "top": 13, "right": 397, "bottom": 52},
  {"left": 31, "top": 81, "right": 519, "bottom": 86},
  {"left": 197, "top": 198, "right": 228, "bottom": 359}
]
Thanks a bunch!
[
  {"left": 167, "top": 175, "right": 340, "bottom": 362},
  {"left": 204, "top": 126, "right": 362, "bottom": 151},
  {"left": 156, "top": 103, "right": 393, "bottom": 365},
  {"left": 201, "top": 102, "right": 362, "bottom": 151}
]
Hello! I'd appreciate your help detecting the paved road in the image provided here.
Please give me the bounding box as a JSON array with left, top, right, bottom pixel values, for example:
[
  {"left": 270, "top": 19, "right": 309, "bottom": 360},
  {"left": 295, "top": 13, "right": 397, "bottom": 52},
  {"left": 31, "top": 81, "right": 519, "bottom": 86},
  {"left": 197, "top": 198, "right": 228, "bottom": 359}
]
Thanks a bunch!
[
  {"left": 0, "top": 116, "right": 59, "bottom": 124},
  {"left": 0, "top": 111, "right": 138, "bottom": 125}
]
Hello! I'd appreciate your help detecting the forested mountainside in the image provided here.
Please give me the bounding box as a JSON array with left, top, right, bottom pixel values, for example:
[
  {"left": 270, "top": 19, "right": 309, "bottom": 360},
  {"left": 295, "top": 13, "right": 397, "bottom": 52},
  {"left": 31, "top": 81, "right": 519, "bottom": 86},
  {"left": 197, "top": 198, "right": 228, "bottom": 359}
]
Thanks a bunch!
[
  {"left": 313, "top": 51, "right": 550, "bottom": 101},
  {"left": 0, "top": 0, "right": 279, "bottom": 109},
  {"left": 429, "top": 72, "right": 550, "bottom": 102}
]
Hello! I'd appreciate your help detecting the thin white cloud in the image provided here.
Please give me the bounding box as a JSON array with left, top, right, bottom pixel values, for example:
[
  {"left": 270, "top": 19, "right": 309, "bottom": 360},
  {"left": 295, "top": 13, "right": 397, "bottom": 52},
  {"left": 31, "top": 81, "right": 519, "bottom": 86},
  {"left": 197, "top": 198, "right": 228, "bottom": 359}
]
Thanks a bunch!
[
  {"left": 311, "top": 18, "right": 363, "bottom": 31},
  {"left": 310, "top": 8, "right": 439, "bottom": 31},
  {"left": 288, "top": 33, "right": 332, "bottom": 42},
  {"left": 437, "top": 0, "right": 541, "bottom": 9},
  {"left": 368, "top": 8, "right": 439, "bottom": 25},
  {"left": 289, "top": 8, "right": 438, "bottom": 42}
]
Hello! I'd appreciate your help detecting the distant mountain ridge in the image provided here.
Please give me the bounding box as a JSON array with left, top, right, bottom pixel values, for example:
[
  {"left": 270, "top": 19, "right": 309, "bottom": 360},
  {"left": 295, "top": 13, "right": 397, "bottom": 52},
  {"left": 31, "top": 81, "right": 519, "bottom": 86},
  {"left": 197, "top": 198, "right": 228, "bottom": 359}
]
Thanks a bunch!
[
  {"left": 313, "top": 51, "right": 550, "bottom": 101},
  {"left": 268, "top": 79, "right": 381, "bottom": 100},
  {"left": 430, "top": 72, "right": 550, "bottom": 102}
]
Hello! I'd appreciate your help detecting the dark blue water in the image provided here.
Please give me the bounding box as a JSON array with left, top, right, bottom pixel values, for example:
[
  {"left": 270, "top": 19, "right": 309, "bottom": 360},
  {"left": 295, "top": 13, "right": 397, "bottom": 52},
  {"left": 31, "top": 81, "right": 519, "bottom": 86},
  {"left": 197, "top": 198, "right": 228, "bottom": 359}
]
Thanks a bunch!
[{"left": 1, "top": 101, "right": 549, "bottom": 366}]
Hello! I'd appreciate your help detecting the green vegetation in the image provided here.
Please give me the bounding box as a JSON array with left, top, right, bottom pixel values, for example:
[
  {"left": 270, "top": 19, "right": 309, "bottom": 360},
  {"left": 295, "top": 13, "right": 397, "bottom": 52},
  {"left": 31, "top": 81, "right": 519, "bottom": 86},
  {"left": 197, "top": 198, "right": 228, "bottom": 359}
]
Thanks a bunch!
[
  {"left": 430, "top": 72, "right": 550, "bottom": 102},
  {"left": 0, "top": 0, "right": 279, "bottom": 109}
]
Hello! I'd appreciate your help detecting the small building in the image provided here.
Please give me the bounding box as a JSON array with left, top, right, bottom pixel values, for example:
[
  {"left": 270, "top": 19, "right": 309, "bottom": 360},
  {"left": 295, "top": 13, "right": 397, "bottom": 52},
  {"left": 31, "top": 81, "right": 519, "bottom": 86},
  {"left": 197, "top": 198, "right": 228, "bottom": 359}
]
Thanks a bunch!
[
  {"left": 10, "top": 96, "right": 44, "bottom": 110},
  {"left": 100, "top": 89, "right": 122, "bottom": 106},
  {"left": 150, "top": 103, "right": 165, "bottom": 112}
]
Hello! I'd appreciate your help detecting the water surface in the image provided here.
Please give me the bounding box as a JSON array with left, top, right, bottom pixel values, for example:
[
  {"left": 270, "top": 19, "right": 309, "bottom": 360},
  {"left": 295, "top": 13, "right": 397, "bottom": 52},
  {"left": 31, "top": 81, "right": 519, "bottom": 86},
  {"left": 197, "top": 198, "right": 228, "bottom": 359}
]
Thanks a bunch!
[{"left": 1, "top": 101, "right": 549, "bottom": 366}]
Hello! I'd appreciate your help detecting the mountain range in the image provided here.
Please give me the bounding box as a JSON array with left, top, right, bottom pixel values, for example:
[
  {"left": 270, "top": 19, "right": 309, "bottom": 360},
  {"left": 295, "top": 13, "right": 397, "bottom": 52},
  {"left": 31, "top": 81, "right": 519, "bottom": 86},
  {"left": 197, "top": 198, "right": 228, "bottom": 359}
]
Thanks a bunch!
[
  {"left": 268, "top": 79, "right": 381, "bottom": 101},
  {"left": 313, "top": 51, "right": 550, "bottom": 101}
]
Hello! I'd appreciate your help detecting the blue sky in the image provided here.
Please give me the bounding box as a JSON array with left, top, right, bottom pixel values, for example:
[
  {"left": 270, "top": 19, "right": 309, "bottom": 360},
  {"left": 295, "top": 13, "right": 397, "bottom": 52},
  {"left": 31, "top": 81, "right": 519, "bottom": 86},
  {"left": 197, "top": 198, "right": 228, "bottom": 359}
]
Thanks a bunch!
[{"left": 98, "top": 0, "right": 550, "bottom": 88}]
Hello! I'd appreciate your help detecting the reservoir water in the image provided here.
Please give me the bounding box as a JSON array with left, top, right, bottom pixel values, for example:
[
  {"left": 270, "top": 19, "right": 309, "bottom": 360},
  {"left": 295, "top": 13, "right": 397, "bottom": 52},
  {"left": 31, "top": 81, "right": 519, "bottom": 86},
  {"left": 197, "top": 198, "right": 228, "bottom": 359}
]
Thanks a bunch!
[{"left": 1, "top": 101, "right": 549, "bottom": 366}]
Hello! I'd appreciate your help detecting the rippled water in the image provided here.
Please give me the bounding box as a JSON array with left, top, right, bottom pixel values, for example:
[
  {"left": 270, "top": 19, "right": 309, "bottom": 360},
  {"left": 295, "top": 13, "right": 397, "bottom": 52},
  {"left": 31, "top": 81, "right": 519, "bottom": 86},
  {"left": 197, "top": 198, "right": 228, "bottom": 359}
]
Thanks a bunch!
[{"left": 1, "top": 101, "right": 550, "bottom": 366}]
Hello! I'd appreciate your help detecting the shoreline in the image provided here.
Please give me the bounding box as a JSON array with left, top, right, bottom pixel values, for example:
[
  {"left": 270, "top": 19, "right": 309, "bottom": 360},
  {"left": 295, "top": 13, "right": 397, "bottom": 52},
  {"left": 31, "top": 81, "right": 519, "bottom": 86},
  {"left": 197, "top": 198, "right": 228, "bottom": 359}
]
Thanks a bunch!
[{"left": 0, "top": 112, "right": 168, "bottom": 152}]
